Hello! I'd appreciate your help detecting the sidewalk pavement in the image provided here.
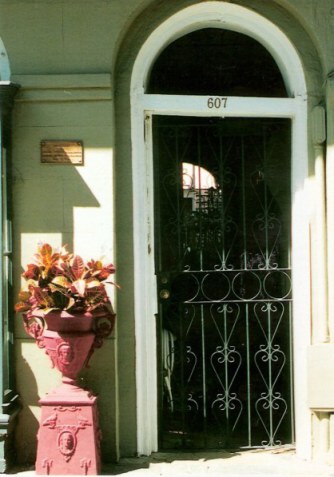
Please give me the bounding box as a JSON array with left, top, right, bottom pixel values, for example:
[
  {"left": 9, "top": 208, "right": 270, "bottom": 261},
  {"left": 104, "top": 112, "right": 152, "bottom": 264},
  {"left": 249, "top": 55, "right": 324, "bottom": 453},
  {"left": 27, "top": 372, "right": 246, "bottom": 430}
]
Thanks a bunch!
[{"left": 11, "top": 447, "right": 334, "bottom": 476}]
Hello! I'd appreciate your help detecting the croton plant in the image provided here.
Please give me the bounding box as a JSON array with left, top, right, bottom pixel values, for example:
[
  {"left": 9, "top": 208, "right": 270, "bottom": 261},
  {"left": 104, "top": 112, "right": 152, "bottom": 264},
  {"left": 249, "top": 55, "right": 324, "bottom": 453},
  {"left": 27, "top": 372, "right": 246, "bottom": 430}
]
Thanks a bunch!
[{"left": 15, "top": 243, "right": 117, "bottom": 316}]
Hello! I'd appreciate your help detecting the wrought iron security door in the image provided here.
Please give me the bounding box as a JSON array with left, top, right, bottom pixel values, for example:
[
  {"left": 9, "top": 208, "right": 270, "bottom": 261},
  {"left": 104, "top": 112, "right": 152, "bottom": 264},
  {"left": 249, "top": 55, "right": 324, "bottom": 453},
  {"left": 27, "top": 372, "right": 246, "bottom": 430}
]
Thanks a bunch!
[{"left": 154, "top": 116, "right": 293, "bottom": 450}]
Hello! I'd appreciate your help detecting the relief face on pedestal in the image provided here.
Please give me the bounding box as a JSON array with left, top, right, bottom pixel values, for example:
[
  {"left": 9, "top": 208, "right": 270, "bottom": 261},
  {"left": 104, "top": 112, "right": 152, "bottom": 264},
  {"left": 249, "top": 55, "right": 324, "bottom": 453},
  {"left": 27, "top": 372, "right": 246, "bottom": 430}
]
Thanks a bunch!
[
  {"left": 58, "top": 431, "right": 76, "bottom": 461},
  {"left": 42, "top": 407, "right": 94, "bottom": 463}
]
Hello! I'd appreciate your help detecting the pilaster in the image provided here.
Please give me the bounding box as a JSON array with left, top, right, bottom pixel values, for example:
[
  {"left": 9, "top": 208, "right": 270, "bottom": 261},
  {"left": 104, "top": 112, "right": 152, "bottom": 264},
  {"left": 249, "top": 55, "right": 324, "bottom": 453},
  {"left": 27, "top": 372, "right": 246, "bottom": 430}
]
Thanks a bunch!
[
  {"left": 0, "top": 82, "right": 20, "bottom": 472},
  {"left": 326, "top": 76, "right": 334, "bottom": 342}
]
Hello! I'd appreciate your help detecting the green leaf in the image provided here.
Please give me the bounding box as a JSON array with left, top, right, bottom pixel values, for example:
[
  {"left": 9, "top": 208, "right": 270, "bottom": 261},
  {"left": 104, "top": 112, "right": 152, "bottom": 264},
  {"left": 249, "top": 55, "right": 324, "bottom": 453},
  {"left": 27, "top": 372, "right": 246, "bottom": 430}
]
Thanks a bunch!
[
  {"left": 52, "top": 275, "right": 72, "bottom": 289},
  {"left": 72, "top": 279, "right": 86, "bottom": 297},
  {"left": 65, "top": 297, "right": 76, "bottom": 310},
  {"left": 86, "top": 279, "right": 102, "bottom": 289}
]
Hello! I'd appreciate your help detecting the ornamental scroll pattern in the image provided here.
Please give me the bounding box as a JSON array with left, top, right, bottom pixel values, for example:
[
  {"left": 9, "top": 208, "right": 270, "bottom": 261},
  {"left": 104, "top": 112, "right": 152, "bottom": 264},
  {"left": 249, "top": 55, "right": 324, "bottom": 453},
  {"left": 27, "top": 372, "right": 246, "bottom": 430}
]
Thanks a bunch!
[{"left": 156, "top": 117, "right": 293, "bottom": 449}]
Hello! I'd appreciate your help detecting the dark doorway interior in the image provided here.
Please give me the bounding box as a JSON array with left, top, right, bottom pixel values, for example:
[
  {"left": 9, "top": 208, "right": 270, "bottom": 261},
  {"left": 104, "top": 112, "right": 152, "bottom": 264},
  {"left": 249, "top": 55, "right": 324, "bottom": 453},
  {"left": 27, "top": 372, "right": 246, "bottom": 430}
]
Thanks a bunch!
[
  {"left": 147, "top": 28, "right": 287, "bottom": 97},
  {"left": 154, "top": 116, "right": 293, "bottom": 450}
]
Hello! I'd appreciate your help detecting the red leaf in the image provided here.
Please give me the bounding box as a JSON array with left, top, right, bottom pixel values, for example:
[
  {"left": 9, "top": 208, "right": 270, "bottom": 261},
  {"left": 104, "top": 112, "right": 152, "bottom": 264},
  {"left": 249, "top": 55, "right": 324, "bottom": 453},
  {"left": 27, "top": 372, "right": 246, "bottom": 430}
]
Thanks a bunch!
[
  {"left": 31, "top": 286, "right": 53, "bottom": 308},
  {"left": 71, "top": 255, "right": 85, "bottom": 280},
  {"left": 22, "top": 264, "right": 40, "bottom": 280},
  {"left": 39, "top": 243, "right": 52, "bottom": 258},
  {"left": 15, "top": 302, "right": 30, "bottom": 313}
]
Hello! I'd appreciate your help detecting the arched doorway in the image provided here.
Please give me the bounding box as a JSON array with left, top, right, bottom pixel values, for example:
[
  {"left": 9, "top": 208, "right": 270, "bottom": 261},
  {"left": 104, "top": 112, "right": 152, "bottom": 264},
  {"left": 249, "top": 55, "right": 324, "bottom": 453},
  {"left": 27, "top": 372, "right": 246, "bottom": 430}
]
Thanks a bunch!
[{"left": 131, "top": 2, "right": 309, "bottom": 456}]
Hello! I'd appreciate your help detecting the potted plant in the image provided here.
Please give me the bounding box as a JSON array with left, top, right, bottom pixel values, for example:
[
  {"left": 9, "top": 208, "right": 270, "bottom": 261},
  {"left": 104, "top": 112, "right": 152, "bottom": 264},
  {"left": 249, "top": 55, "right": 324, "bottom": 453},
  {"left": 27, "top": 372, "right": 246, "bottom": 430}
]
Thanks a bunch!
[
  {"left": 15, "top": 242, "right": 117, "bottom": 383},
  {"left": 15, "top": 243, "right": 118, "bottom": 474}
]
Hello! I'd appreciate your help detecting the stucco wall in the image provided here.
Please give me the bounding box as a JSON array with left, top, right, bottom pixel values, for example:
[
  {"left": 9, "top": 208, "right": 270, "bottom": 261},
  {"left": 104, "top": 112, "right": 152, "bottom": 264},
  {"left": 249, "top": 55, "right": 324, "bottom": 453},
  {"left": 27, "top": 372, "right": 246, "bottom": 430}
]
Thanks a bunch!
[
  {"left": 0, "top": 0, "right": 334, "bottom": 467},
  {"left": 11, "top": 73, "right": 118, "bottom": 464},
  {"left": 0, "top": 0, "right": 141, "bottom": 464}
]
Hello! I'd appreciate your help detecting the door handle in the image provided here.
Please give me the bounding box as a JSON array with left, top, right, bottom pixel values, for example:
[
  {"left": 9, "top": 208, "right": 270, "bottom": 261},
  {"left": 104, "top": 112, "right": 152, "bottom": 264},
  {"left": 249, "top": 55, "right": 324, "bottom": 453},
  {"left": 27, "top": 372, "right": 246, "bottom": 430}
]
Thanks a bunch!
[{"left": 159, "top": 289, "right": 170, "bottom": 300}]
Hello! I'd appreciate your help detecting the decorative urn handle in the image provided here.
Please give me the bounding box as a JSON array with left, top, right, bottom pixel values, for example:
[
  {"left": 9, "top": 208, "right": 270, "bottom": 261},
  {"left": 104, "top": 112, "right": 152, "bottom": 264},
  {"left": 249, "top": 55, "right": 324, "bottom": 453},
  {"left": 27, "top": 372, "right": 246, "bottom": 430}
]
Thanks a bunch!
[{"left": 23, "top": 310, "right": 116, "bottom": 384}]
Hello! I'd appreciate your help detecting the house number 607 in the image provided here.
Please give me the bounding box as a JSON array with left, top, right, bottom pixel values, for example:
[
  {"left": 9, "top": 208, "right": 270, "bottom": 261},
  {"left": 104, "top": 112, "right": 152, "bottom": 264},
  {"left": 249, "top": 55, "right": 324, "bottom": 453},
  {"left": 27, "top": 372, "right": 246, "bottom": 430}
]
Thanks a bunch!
[{"left": 207, "top": 97, "right": 228, "bottom": 109}]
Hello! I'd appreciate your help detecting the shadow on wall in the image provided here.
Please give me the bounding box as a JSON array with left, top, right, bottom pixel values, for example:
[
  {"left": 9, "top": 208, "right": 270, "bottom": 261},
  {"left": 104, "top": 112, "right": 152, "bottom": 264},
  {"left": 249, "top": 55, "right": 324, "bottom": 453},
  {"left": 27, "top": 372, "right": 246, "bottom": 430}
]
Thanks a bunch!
[
  {"left": 14, "top": 340, "right": 44, "bottom": 467},
  {"left": 12, "top": 161, "right": 101, "bottom": 465},
  {"left": 12, "top": 157, "right": 100, "bottom": 250}
]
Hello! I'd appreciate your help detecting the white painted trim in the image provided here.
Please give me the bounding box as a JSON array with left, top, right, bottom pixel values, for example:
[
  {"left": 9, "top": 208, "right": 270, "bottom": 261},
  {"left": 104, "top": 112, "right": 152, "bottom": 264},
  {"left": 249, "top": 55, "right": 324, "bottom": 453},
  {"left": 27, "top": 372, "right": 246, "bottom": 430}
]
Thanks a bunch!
[
  {"left": 142, "top": 95, "right": 298, "bottom": 117},
  {"left": 291, "top": 103, "right": 312, "bottom": 459},
  {"left": 131, "top": 2, "right": 306, "bottom": 99},
  {"left": 131, "top": 103, "right": 158, "bottom": 455},
  {"left": 11, "top": 73, "right": 112, "bottom": 103},
  {"left": 130, "top": 2, "right": 310, "bottom": 458}
]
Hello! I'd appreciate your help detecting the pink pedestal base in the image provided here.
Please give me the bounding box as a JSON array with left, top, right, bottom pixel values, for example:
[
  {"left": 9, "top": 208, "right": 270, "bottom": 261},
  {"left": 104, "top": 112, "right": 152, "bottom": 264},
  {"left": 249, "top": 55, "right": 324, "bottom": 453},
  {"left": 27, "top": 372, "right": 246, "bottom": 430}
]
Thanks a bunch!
[{"left": 35, "top": 384, "right": 101, "bottom": 475}]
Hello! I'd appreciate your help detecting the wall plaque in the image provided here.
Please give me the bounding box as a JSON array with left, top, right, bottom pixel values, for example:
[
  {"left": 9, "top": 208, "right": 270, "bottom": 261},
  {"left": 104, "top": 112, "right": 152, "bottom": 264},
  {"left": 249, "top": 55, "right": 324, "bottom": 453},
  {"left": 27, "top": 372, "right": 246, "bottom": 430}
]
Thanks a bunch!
[{"left": 41, "top": 141, "right": 84, "bottom": 165}]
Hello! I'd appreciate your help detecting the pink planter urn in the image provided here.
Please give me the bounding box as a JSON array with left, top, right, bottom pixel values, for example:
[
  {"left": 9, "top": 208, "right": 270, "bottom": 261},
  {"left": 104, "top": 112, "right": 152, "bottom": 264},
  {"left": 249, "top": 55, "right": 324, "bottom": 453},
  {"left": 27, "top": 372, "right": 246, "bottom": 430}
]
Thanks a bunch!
[{"left": 23, "top": 309, "right": 115, "bottom": 475}]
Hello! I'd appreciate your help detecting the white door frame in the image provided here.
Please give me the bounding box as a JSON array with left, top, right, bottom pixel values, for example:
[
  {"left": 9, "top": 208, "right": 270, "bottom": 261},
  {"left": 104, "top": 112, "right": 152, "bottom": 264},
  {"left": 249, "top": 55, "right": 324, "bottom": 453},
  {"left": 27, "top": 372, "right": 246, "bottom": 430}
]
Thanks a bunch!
[{"left": 130, "top": 2, "right": 310, "bottom": 458}]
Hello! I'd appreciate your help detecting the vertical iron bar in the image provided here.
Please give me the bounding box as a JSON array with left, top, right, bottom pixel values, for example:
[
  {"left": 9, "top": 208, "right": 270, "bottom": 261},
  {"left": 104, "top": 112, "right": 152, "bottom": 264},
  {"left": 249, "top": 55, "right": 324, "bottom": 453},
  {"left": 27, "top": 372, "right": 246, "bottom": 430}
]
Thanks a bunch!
[
  {"left": 241, "top": 137, "right": 247, "bottom": 269},
  {"left": 201, "top": 304, "right": 207, "bottom": 446},
  {"left": 263, "top": 127, "right": 270, "bottom": 269},
  {"left": 289, "top": 301, "right": 295, "bottom": 443},
  {"left": 197, "top": 128, "right": 207, "bottom": 443},
  {"left": 264, "top": 128, "right": 272, "bottom": 444},
  {"left": 246, "top": 303, "right": 252, "bottom": 447},
  {"left": 175, "top": 126, "right": 183, "bottom": 270},
  {"left": 219, "top": 127, "right": 226, "bottom": 269},
  {"left": 197, "top": 127, "right": 204, "bottom": 271},
  {"left": 223, "top": 304, "right": 229, "bottom": 437},
  {"left": 268, "top": 303, "right": 273, "bottom": 445},
  {"left": 180, "top": 303, "right": 186, "bottom": 446}
]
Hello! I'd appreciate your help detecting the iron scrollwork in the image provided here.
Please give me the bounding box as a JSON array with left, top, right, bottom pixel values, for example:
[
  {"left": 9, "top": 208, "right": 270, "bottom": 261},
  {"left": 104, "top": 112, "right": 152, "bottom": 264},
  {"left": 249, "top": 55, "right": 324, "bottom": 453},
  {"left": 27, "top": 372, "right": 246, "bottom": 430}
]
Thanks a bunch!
[{"left": 156, "top": 117, "right": 292, "bottom": 449}]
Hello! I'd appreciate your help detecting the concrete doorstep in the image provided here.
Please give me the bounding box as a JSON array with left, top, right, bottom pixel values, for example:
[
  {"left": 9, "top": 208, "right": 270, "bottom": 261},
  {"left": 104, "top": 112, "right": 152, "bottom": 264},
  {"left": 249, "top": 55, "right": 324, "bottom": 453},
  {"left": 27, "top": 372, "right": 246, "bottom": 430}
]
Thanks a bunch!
[
  {"left": 101, "top": 448, "right": 334, "bottom": 477},
  {"left": 13, "top": 447, "right": 334, "bottom": 476}
]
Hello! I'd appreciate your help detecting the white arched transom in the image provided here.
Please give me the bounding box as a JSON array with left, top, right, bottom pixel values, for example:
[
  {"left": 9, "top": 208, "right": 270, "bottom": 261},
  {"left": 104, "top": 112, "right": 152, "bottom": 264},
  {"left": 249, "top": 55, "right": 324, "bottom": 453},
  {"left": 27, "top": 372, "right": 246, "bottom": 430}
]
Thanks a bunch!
[{"left": 131, "top": 2, "right": 306, "bottom": 98}]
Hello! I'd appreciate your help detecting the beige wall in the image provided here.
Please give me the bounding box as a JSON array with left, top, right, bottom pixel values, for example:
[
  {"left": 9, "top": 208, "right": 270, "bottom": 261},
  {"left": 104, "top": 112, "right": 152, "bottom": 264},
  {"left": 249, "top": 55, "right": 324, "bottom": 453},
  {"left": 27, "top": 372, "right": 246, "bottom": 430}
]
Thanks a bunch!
[
  {"left": 11, "top": 74, "right": 118, "bottom": 463},
  {"left": 2, "top": 0, "right": 334, "bottom": 466}
]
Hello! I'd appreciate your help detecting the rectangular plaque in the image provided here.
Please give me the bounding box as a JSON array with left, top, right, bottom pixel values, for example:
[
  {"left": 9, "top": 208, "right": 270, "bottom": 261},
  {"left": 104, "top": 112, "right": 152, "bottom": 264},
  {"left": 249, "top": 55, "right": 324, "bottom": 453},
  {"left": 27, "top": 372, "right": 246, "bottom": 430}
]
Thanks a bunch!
[{"left": 41, "top": 140, "right": 84, "bottom": 165}]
